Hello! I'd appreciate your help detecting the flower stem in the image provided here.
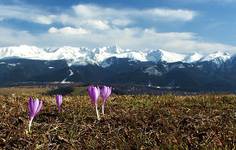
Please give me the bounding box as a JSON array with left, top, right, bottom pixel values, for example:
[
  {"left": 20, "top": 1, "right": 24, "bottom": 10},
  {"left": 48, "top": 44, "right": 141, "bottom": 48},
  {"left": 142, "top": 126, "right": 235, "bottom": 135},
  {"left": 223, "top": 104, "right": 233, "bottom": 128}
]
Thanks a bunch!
[
  {"left": 28, "top": 118, "right": 33, "bottom": 133},
  {"left": 95, "top": 104, "right": 100, "bottom": 120},
  {"left": 102, "top": 104, "right": 105, "bottom": 115},
  {"left": 58, "top": 107, "right": 61, "bottom": 113}
]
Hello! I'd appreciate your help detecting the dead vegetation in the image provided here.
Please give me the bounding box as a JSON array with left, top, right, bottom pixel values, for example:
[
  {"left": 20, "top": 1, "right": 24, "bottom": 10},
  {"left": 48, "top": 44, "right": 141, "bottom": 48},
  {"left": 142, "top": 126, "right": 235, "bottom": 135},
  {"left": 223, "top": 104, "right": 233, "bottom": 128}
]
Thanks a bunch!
[{"left": 0, "top": 90, "right": 235, "bottom": 149}]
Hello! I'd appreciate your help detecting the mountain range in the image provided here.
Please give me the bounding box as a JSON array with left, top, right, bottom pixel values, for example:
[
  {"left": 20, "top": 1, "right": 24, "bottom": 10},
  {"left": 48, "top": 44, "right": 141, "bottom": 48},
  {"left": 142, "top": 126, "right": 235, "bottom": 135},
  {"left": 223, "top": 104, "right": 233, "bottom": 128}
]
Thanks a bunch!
[
  {"left": 0, "top": 45, "right": 235, "bottom": 92},
  {"left": 0, "top": 45, "right": 232, "bottom": 66}
]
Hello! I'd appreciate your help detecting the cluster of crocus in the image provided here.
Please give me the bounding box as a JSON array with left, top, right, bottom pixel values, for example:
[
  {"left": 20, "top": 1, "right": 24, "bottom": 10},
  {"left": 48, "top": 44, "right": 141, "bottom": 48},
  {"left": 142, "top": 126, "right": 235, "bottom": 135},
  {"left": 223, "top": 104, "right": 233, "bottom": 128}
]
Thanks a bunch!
[
  {"left": 27, "top": 95, "right": 63, "bottom": 132},
  {"left": 27, "top": 86, "right": 112, "bottom": 131},
  {"left": 88, "top": 85, "right": 112, "bottom": 120}
]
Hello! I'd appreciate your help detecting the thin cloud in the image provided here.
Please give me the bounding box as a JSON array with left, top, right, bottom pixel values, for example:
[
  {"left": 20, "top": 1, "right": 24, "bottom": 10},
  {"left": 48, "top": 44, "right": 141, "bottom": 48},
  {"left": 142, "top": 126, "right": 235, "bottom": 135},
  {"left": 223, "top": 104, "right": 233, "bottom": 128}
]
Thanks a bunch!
[
  {"left": 72, "top": 4, "right": 197, "bottom": 21},
  {"left": 166, "top": 0, "right": 235, "bottom": 3},
  {"left": 0, "top": 3, "right": 197, "bottom": 27},
  {"left": 70, "top": 4, "right": 197, "bottom": 28},
  {"left": 0, "top": 5, "right": 55, "bottom": 24},
  {"left": 0, "top": 27, "right": 36, "bottom": 46},
  {"left": 48, "top": 27, "right": 89, "bottom": 35}
]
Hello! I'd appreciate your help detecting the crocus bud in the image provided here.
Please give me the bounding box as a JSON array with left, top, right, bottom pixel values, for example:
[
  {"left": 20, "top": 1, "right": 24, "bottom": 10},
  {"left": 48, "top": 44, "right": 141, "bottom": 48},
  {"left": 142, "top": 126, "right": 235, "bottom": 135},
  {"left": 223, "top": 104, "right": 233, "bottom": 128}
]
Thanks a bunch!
[
  {"left": 28, "top": 97, "right": 43, "bottom": 132},
  {"left": 56, "top": 95, "right": 63, "bottom": 112},
  {"left": 87, "top": 85, "right": 100, "bottom": 120},
  {"left": 100, "top": 86, "right": 112, "bottom": 115}
]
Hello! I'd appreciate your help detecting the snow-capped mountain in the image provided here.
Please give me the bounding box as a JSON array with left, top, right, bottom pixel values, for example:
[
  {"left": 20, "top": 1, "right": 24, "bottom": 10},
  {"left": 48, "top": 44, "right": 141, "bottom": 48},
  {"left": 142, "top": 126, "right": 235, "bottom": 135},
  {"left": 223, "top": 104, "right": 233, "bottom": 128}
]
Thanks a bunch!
[
  {"left": 0, "top": 45, "right": 232, "bottom": 66},
  {"left": 0, "top": 45, "right": 48, "bottom": 59},
  {"left": 200, "top": 51, "right": 231, "bottom": 64},
  {"left": 0, "top": 45, "right": 236, "bottom": 91}
]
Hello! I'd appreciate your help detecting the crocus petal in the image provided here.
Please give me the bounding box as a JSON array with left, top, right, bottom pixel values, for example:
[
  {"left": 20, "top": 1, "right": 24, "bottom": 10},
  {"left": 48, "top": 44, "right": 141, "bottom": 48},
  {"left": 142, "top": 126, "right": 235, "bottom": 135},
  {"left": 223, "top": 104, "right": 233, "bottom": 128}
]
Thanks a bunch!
[
  {"left": 29, "top": 99, "right": 37, "bottom": 118},
  {"left": 95, "top": 86, "right": 100, "bottom": 100},
  {"left": 100, "top": 86, "right": 112, "bottom": 102},
  {"left": 56, "top": 95, "right": 63, "bottom": 106},
  {"left": 56, "top": 95, "right": 63, "bottom": 112},
  {"left": 100, "top": 86, "right": 107, "bottom": 99},
  {"left": 36, "top": 100, "right": 43, "bottom": 114},
  {"left": 109, "top": 87, "right": 112, "bottom": 94},
  {"left": 28, "top": 97, "right": 33, "bottom": 113},
  {"left": 32, "top": 99, "right": 39, "bottom": 115},
  {"left": 28, "top": 97, "right": 34, "bottom": 119},
  {"left": 88, "top": 85, "right": 100, "bottom": 105}
]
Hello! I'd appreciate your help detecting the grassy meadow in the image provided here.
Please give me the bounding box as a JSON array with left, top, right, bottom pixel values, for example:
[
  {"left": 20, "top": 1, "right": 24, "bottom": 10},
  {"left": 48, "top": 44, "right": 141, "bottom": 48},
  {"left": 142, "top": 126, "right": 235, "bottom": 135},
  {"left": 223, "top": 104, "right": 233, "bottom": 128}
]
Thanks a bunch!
[{"left": 0, "top": 86, "right": 235, "bottom": 149}]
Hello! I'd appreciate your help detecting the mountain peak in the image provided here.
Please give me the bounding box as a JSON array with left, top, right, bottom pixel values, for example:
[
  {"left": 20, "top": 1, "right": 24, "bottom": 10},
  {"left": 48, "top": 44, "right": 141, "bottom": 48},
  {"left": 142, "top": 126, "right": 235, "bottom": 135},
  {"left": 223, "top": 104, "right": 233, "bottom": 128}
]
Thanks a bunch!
[
  {"left": 146, "top": 49, "right": 186, "bottom": 63},
  {"left": 98, "top": 45, "right": 125, "bottom": 54},
  {"left": 200, "top": 50, "right": 231, "bottom": 63},
  {"left": 212, "top": 51, "right": 230, "bottom": 56},
  {"left": 184, "top": 52, "right": 203, "bottom": 63}
]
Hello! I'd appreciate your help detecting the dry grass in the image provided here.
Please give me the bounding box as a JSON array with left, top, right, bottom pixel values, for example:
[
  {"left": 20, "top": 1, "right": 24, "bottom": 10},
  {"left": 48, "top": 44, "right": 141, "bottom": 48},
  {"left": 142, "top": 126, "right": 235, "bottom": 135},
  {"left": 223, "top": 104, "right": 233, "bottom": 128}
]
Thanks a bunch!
[
  {"left": 0, "top": 90, "right": 235, "bottom": 149},
  {"left": 0, "top": 86, "right": 48, "bottom": 96}
]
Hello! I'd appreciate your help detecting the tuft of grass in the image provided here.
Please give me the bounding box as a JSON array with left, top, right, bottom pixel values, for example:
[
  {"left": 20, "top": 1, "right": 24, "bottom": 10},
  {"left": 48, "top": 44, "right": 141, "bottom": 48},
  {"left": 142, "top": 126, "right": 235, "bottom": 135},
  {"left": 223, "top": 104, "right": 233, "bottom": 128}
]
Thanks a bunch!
[{"left": 0, "top": 89, "right": 235, "bottom": 149}]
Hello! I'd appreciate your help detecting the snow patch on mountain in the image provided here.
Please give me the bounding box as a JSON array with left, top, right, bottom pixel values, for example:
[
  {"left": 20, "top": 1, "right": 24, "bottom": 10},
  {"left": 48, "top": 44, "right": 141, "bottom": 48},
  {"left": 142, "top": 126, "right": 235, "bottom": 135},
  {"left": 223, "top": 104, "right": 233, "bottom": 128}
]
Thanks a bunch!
[
  {"left": 61, "top": 68, "right": 74, "bottom": 84},
  {"left": 69, "top": 69, "right": 74, "bottom": 76},
  {"left": 184, "top": 52, "right": 203, "bottom": 63},
  {"left": 8, "top": 63, "right": 17, "bottom": 67},
  {"left": 144, "top": 66, "right": 163, "bottom": 76}
]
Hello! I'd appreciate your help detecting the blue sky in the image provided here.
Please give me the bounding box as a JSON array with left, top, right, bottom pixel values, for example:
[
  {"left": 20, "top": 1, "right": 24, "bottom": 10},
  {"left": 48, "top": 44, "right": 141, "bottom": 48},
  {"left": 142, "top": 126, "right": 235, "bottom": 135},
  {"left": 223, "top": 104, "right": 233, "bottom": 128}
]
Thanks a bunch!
[{"left": 0, "top": 0, "right": 236, "bottom": 54}]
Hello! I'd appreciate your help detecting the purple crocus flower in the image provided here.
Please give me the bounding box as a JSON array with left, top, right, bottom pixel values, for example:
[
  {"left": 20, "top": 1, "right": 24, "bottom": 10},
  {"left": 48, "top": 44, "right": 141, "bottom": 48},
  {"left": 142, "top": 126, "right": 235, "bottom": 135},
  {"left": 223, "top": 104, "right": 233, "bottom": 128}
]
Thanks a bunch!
[
  {"left": 88, "top": 85, "right": 101, "bottom": 120},
  {"left": 100, "top": 86, "right": 112, "bottom": 115},
  {"left": 56, "top": 95, "right": 63, "bottom": 112},
  {"left": 28, "top": 97, "right": 43, "bottom": 132}
]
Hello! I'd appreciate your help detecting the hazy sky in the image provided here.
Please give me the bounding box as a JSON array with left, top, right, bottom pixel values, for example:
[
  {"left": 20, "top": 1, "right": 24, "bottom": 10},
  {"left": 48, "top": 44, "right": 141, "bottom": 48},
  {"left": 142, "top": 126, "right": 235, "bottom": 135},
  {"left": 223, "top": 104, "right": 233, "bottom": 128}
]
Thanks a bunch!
[{"left": 0, "top": 0, "right": 236, "bottom": 54}]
